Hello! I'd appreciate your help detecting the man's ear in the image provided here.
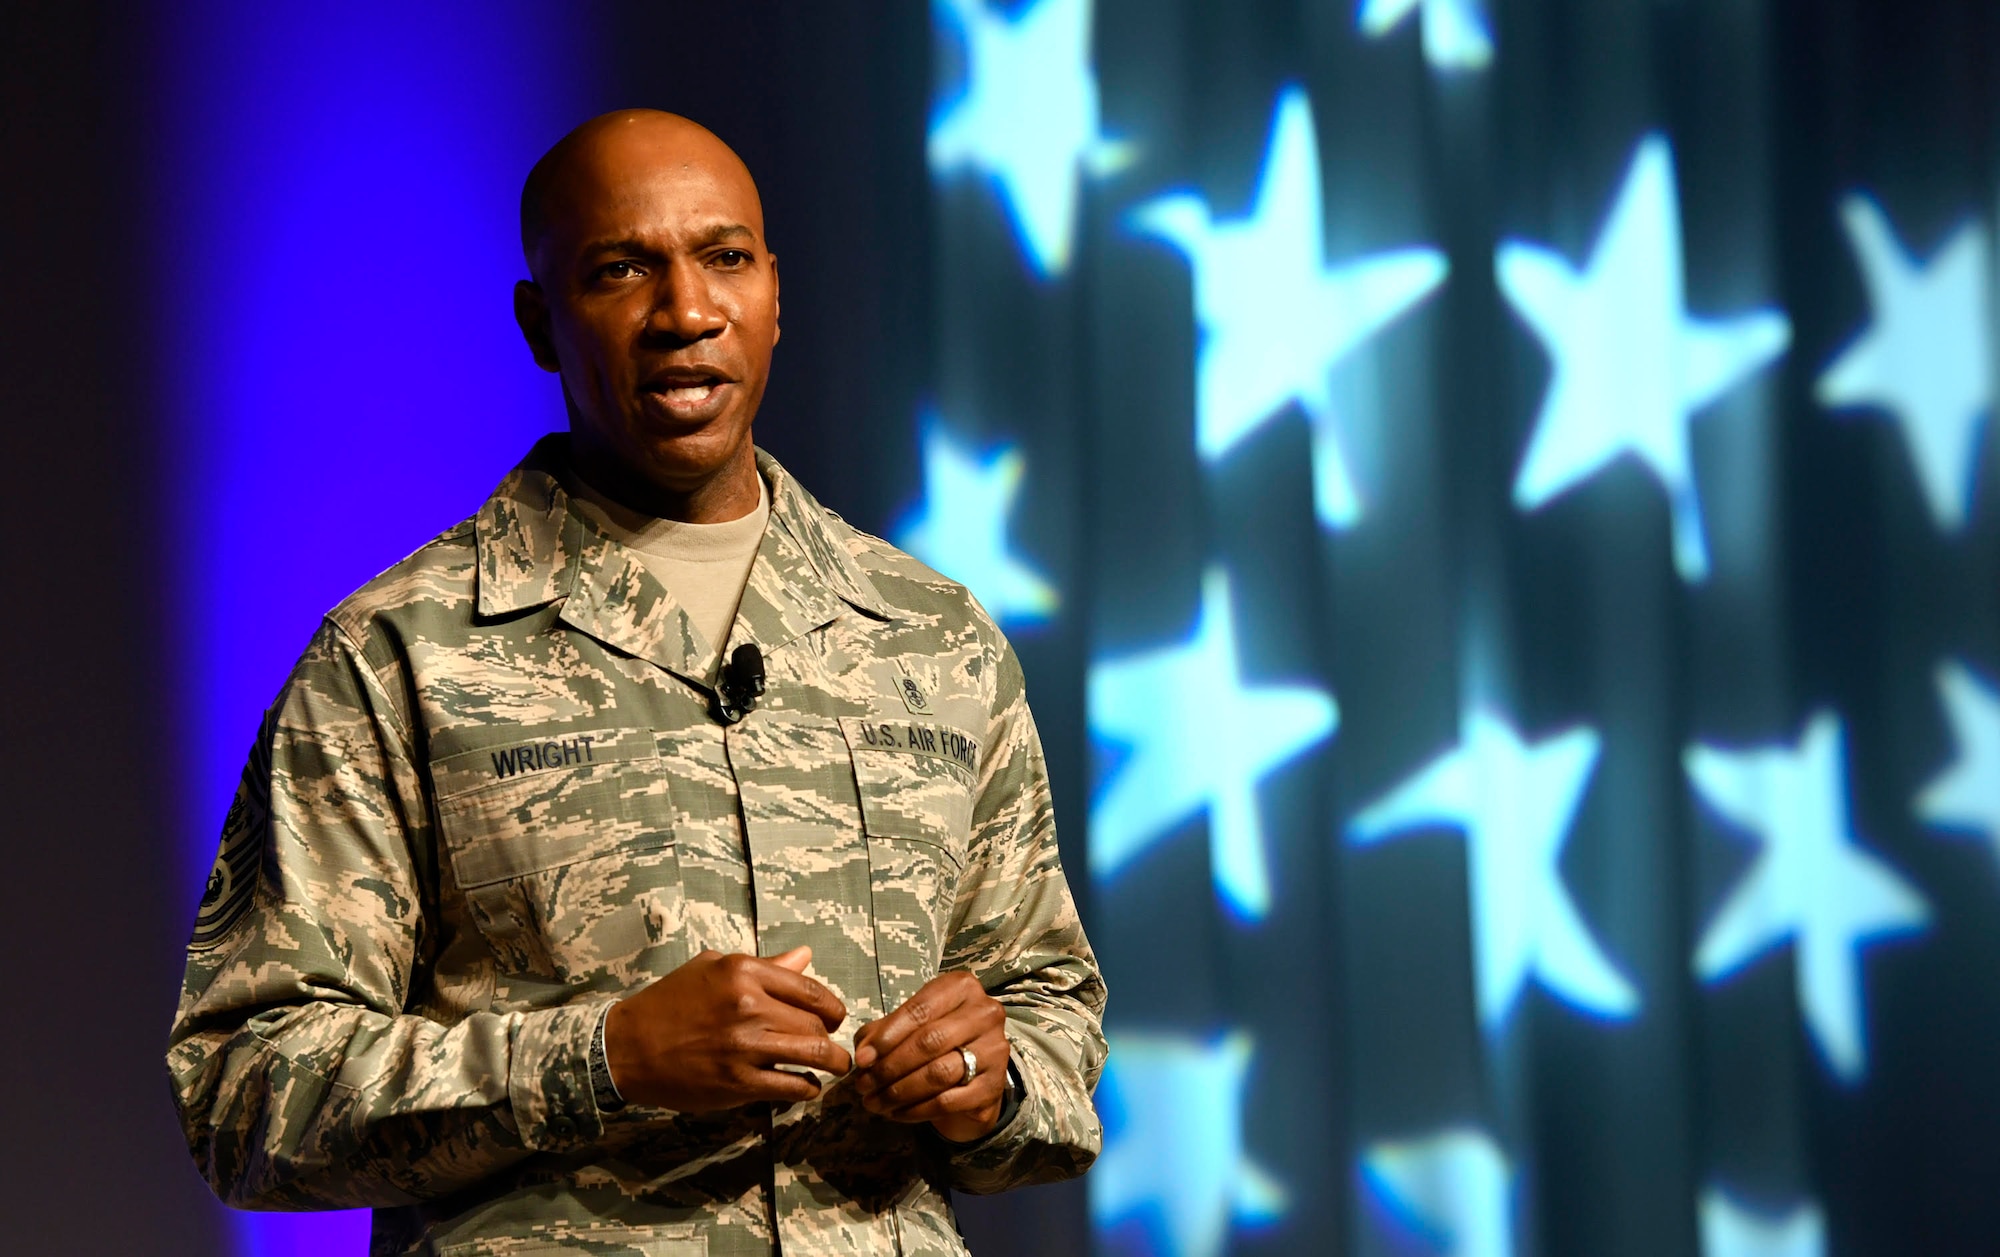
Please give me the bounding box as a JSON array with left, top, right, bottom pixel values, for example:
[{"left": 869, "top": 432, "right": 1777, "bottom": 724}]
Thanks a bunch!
[
  {"left": 769, "top": 253, "right": 781, "bottom": 346},
  {"left": 513, "top": 279, "right": 561, "bottom": 373}
]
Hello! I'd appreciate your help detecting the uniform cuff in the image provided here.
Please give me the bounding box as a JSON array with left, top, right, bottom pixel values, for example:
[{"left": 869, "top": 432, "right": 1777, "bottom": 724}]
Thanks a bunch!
[
  {"left": 933, "top": 1059, "right": 1026, "bottom": 1151},
  {"left": 508, "top": 1001, "right": 612, "bottom": 1151},
  {"left": 944, "top": 1021, "right": 1102, "bottom": 1193}
]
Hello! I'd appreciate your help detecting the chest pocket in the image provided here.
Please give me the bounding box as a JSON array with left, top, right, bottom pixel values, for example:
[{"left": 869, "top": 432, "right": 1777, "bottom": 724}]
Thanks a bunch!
[
  {"left": 430, "top": 727, "right": 683, "bottom": 986},
  {"left": 840, "top": 716, "right": 978, "bottom": 1009}
]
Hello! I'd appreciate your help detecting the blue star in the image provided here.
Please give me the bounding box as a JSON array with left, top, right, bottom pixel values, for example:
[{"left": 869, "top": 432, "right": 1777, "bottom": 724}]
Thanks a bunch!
[
  {"left": 1348, "top": 709, "right": 1640, "bottom": 1031},
  {"left": 1360, "top": 1127, "right": 1513, "bottom": 1257},
  {"left": 1817, "top": 196, "right": 1994, "bottom": 531},
  {"left": 1916, "top": 660, "right": 2000, "bottom": 862},
  {"left": 1699, "top": 1189, "right": 1825, "bottom": 1257},
  {"left": 1357, "top": 0, "right": 1494, "bottom": 72},
  {"left": 1687, "top": 712, "right": 1931, "bottom": 1082},
  {"left": 1130, "top": 87, "right": 1448, "bottom": 530},
  {"left": 1089, "top": 567, "right": 1338, "bottom": 922},
  {"left": 928, "top": 0, "right": 1131, "bottom": 277},
  {"left": 1092, "top": 1031, "right": 1285, "bottom": 1257},
  {"left": 894, "top": 419, "right": 1058, "bottom": 627},
  {"left": 1497, "top": 135, "right": 1792, "bottom": 582}
]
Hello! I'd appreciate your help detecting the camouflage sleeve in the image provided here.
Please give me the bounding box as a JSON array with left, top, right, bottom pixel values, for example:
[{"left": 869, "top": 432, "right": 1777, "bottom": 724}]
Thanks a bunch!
[
  {"left": 167, "top": 618, "right": 609, "bottom": 1210},
  {"left": 940, "top": 638, "right": 1108, "bottom": 1194}
]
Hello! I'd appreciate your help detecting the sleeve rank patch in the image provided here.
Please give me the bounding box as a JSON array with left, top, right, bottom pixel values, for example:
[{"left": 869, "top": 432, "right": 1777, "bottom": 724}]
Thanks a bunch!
[{"left": 190, "top": 718, "right": 274, "bottom": 950}]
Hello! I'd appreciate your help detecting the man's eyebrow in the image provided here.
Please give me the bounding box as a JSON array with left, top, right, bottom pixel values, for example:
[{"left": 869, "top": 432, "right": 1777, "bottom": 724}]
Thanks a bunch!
[
  {"left": 688, "top": 222, "right": 757, "bottom": 246},
  {"left": 578, "top": 236, "right": 660, "bottom": 260},
  {"left": 580, "top": 224, "right": 757, "bottom": 258}
]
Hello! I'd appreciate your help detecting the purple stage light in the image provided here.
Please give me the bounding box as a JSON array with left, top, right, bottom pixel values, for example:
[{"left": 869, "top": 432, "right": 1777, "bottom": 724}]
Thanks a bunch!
[{"left": 158, "top": 3, "right": 593, "bottom": 1251}]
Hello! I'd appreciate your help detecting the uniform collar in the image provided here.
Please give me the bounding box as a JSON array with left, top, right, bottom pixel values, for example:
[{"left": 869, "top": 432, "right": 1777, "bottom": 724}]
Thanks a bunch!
[{"left": 474, "top": 435, "right": 891, "bottom": 684}]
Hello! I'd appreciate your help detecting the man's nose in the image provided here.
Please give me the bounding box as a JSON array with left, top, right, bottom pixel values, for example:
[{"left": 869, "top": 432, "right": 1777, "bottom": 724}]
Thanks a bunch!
[{"left": 648, "top": 258, "right": 728, "bottom": 340}]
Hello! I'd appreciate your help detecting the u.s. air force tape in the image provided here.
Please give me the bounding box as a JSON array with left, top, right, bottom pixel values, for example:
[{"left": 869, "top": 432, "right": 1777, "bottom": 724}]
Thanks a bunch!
[{"left": 846, "top": 717, "right": 981, "bottom": 774}]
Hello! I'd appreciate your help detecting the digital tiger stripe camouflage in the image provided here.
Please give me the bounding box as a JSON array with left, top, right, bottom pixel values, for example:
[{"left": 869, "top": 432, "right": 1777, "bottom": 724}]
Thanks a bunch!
[{"left": 168, "top": 438, "right": 1107, "bottom": 1256}]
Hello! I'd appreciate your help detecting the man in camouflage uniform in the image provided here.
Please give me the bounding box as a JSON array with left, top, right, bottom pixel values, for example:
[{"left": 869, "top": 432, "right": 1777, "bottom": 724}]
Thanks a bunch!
[{"left": 169, "top": 110, "right": 1106, "bottom": 1256}]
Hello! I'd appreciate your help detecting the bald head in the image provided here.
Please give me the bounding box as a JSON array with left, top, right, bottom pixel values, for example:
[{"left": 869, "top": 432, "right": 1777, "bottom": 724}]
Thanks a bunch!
[{"left": 520, "top": 109, "right": 765, "bottom": 275}]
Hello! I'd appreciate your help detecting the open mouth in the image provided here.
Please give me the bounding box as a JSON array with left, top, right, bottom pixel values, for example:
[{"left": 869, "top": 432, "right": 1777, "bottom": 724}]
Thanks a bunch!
[
  {"left": 642, "top": 367, "right": 732, "bottom": 413},
  {"left": 658, "top": 382, "right": 718, "bottom": 403}
]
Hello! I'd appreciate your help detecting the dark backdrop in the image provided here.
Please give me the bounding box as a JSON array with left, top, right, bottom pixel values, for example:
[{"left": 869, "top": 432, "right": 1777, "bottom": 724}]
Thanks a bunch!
[{"left": 0, "top": 3, "right": 218, "bottom": 1253}]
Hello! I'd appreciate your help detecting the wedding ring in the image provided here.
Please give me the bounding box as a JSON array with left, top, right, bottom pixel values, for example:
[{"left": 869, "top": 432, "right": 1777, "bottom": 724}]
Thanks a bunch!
[{"left": 958, "top": 1045, "right": 979, "bottom": 1085}]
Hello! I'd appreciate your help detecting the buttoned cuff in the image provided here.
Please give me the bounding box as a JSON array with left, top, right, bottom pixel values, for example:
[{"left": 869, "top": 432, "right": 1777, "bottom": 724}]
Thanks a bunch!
[{"left": 508, "top": 1001, "right": 613, "bottom": 1151}]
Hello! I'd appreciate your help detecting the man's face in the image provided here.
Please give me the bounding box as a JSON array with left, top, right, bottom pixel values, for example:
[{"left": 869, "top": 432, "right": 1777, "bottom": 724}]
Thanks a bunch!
[{"left": 517, "top": 123, "right": 779, "bottom": 496}]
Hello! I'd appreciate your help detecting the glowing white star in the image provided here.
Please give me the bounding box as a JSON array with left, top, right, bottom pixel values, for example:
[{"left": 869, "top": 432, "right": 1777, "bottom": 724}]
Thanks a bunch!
[
  {"left": 1688, "top": 712, "right": 1930, "bottom": 1082},
  {"left": 1129, "top": 86, "right": 1448, "bottom": 529},
  {"left": 928, "top": 0, "right": 1130, "bottom": 277},
  {"left": 1089, "top": 567, "right": 1338, "bottom": 922},
  {"left": 1092, "top": 1031, "right": 1285, "bottom": 1257},
  {"left": 1916, "top": 659, "right": 2000, "bottom": 862},
  {"left": 1497, "top": 134, "right": 1792, "bottom": 582},
  {"left": 1699, "top": 1188, "right": 1826, "bottom": 1257},
  {"left": 1360, "top": 1128, "right": 1513, "bottom": 1257},
  {"left": 1357, "top": 0, "right": 1494, "bottom": 72},
  {"left": 1817, "top": 196, "right": 1994, "bottom": 531},
  {"left": 1349, "top": 710, "right": 1639, "bottom": 1030},
  {"left": 895, "top": 420, "right": 1058, "bottom": 627}
]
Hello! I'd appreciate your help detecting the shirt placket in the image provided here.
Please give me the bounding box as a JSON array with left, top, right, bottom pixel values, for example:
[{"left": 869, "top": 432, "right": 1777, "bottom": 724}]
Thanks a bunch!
[{"left": 726, "top": 706, "right": 903, "bottom": 1255}]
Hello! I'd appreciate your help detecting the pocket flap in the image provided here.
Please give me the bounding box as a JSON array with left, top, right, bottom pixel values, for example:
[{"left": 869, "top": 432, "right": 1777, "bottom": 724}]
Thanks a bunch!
[
  {"left": 839, "top": 716, "right": 976, "bottom": 856},
  {"left": 431, "top": 727, "right": 669, "bottom": 888}
]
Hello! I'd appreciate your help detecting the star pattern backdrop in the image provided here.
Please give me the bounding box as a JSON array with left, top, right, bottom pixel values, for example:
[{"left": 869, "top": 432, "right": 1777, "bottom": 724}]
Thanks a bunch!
[{"left": 909, "top": 0, "right": 2000, "bottom": 1254}]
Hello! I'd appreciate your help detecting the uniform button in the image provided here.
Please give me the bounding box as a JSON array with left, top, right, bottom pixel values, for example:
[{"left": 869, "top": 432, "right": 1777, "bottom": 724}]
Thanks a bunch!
[{"left": 548, "top": 1117, "right": 575, "bottom": 1139}]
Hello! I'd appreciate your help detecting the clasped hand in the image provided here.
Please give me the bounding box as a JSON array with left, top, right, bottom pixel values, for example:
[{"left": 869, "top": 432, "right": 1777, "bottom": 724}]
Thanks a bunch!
[{"left": 604, "top": 946, "right": 1011, "bottom": 1143}]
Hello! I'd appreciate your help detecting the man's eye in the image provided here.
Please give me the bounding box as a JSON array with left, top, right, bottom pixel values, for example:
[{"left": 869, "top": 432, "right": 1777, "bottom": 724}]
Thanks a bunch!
[
  {"left": 714, "top": 250, "right": 750, "bottom": 267},
  {"left": 600, "top": 261, "right": 642, "bottom": 280}
]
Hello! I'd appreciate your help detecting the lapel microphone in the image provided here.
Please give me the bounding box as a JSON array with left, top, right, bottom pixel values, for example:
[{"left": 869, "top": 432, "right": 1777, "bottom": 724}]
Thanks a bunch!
[{"left": 713, "top": 643, "right": 766, "bottom": 726}]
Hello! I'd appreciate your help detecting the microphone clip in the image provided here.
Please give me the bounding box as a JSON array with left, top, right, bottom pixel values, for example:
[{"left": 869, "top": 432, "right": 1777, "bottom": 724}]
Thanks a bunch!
[{"left": 713, "top": 643, "right": 767, "bottom": 726}]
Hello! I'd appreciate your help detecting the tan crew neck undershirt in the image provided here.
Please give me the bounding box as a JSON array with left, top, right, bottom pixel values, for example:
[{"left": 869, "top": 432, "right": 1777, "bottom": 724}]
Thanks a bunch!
[{"left": 564, "top": 470, "right": 770, "bottom": 679}]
